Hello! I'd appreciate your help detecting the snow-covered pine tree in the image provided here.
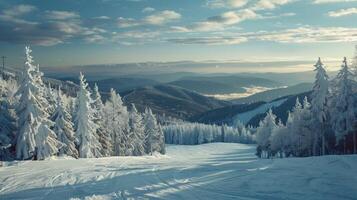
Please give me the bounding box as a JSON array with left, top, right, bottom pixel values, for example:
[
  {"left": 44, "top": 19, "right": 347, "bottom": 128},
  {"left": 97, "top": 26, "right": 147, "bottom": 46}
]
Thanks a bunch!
[
  {"left": 157, "top": 123, "right": 166, "bottom": 154},
  {"left": 52, "top": 88, "right": 78, "bottom": 158},
  {"left": 103, "top": 88, "right": 130, "bottom": 156},
  {"left": 0, "top": 77, "right": 17, "bottom": 160},
  {"left": 270, "top": 119, "right": 288, "bottom": 158},
  {"left": 352, "top": 46, "right": 357, "bottom": 154},
  {"left": 16, "top": 46, "right": 60, "bottom": 160},
  {"left": 74, "top": 72, "right": 102, "bottom": 158},
  {"left": 45, "top": 82, "right": 56, "bottom": 115},
  {"left": 92, "top": 84, "right": 112, "bottom": 157},
  {"left": 311, "top": 58, "right": 329, "bottom": 156},
  {"left": 144, "top": 108, "right": 165, "bottom": 155},
  {"left": 287, "top": 97, "right": 313, "bottom": 156},
  {"left": 330, "top": 58, "right": 355, "bottom": 154},
  {"left": 129, "top": 104, "right": 146, "bottom": 156},
  {"left": 255, "top": 109, "right": 277, "bottom": 158}
]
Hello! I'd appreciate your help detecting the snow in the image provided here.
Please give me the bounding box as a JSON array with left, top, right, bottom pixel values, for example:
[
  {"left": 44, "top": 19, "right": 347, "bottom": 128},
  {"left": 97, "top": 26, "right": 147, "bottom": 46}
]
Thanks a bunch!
[
  {"left": 234, "top": 98, "right": 287, "bottom": 124},
  {"left": 1, "top": 143, "right": 357, "bottom": 200}
]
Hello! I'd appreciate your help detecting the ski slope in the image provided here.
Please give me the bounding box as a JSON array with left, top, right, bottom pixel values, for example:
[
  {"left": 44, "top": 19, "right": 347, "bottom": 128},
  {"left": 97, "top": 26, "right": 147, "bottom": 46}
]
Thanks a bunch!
[
  {"left": 1, "top": 143, "right": 357, "bottom": 200},
  {"left": 233, "top": 98, "right": 287, "bottom": 124}
]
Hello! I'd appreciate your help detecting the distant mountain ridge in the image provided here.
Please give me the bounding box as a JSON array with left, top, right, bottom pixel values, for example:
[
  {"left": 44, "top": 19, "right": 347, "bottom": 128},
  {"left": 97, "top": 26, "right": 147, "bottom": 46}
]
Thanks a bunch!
[{"left": 120, "top": 84, "right": 231, "bottom": 120}]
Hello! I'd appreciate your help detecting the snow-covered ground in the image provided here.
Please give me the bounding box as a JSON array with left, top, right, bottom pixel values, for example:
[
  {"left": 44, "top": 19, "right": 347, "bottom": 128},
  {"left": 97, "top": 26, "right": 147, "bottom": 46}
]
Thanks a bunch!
[{"left": 1, "top": 143, "right": 357, "bottom": 200}]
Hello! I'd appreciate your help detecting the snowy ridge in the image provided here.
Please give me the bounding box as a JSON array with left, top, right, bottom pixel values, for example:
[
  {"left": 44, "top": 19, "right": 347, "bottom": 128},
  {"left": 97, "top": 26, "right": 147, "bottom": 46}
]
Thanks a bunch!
[
  {"left": 233, "top": 98, "right": 287, "bottom": 124},
  {"left": 1, "top": 143, "right": 357, "bottom": 200}
]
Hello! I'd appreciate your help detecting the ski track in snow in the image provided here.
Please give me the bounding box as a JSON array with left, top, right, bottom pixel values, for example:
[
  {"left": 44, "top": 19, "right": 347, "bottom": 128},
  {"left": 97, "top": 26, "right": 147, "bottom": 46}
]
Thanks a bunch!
[{"left": 1, "top": 143, "right": 357, "bottom": 200}]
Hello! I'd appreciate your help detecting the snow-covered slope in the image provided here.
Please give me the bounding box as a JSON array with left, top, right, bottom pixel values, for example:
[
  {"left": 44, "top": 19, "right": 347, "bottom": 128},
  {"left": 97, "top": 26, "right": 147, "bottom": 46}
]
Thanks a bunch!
[
  {"left": 1, "top": 143, "right": 357, "bottom": 200},
  {"left": 233, "top": 98, "right": 287, "bottom": 124}
]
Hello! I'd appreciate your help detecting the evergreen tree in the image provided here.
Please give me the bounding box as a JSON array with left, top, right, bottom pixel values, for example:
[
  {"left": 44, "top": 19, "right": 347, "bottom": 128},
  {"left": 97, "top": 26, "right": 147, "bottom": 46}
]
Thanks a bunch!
[
  {"left": 255, "top": 109, "right": 277, "bottom": 158},
  {"left": 52, "top": 88, "right": 78, "bottom": 158},
  {"left": 330, "top": 58, "right": 355, "bottom": 153},
  {"left": 92, "top": 84, "right": 112, "bottom": 157},
  {"left": 0, "top": 77, "right": 17, "bottom": 160},
  {"left": 129, "top": 104, "right": 146, "bottom": 156},
  {"left": 103, "top": 88, "right": 130, "bottom": 156},
  {"left": 311, "top": 58, "right": 329, "bottom": 155},
  {"left": 16, "top": 46, "right": 60, "bottom": 160},
  {"left": 270, "top": 120, "right": 288, "bottom": 158},
  {"left": 144, "top": 108, "right": 165, "bottom": 155},
  {"left": 74, "top": 72, "right": 102, "bottom": 158}
]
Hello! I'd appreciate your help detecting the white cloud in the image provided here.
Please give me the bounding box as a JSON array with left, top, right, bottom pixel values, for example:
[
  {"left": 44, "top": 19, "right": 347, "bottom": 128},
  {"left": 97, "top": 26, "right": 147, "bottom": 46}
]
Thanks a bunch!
[
  {"left": 93, "top": 16, "right": 111, "bottom": 20},
  {"left": 144, "top": 10, "right": 181, "bottom": 25},
  {"left": 142, "top": 7, "right": 155, "bottom": 13},
  {"left": 183, "top": 9, "right": 258, "bottom": 32},
  {"left": 118, "top": 10, "right": 181, "bottom": 27},
  {"left": 253, "top": 26, "right": 357, "bottom": 43},
  {"left": 117, "top": 17, "right": 141, "bottom": 27},
  {"left": 0, "top": 4, "right": 109, "bottom": 46},
  {"left": 313, "top": 0, "right": 357, "bottom": 4},
  {"left": 167, "top": 36, "right": 248, "bottom": 45},
  {"left": 206, "top": 0, "right": 248, "bottom": 8},
  {"left": 3, "top": 4, "right": 36, "bottom": 16},
  {"left": 0, "top": 4, "right": 37, "bottom": 25},
  {"left": 45, "top": 11, "right": 80, "bottom": 20},
  {"left": 253, "top": 0, "right": 293, "bottom": 10},
  {"left": 328, "top": 8, "right": 357, "bottom": 17}
]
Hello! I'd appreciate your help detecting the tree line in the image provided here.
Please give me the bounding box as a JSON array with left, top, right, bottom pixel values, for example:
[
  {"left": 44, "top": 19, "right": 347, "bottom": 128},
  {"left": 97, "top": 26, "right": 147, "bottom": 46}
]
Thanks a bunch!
[
  {"left": 164, "top": 121, "right": 254, "bottom": 145},
  {"left": 255, "top": 56, "right": 357, "bottom": 158},
  {"left": 0, "top": 47, "right": 165, "bottom": 161}
]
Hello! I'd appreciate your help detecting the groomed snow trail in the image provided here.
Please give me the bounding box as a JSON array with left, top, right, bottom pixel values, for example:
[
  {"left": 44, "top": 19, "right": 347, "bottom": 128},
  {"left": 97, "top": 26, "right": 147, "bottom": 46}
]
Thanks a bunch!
[{"left": 1, "top": 143, "right": 357, "bottom": 200}]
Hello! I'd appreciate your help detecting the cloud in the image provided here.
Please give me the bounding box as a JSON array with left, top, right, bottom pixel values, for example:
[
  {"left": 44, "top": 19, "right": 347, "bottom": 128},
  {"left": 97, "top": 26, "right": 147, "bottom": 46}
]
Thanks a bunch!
[
  {"left": 93, "top": 16, "right": 111, "bottom": 20},
  {"left": 2, "top": 4, "right": 36, "bottom": 16},
  {"left": 167, "top": 36, "right": 248, "bottom": 45},
  {"left": 206, "top": 0, "right": 248, "bottom": 8},
  {"left": 118, "top": 10, "right": 181, "bottom": 27},
  {"left": 142, "top": 7, "right": 155, "bottom": 13},
  {"left": 328, "top": 8, "right": 357, "bottom": 17},
  {"left": 144, "top": 10, "right": 181, "bottom": 25},
  {"left": 313, "top": 0, "right": 357, "bottom": 4},
  {"left": 169, "top": 26, "right": 357, "bottom": 46},
  {"left": 111, "top": 30, "right": 161, "bottom": 45},
  {"left": 252, "top": 0, "right": 293, "bottom": 10},
  {"left": 253, "top": 26, "right": 357, "bottom": 43},
  {"left": 45, "top": 11, "right": 80, "bottom": 20},
  {"left": 181, "top": 9, "right": 258, "bottom": 32},
  {"left": 0, "top": 4, "right": 108, "bottom": 46},
  {"left": 85, "top": 34, "right": 106, "bottom": 43},
  {"left": 0, "top": 4, "right": 37, "bottom": 25}
]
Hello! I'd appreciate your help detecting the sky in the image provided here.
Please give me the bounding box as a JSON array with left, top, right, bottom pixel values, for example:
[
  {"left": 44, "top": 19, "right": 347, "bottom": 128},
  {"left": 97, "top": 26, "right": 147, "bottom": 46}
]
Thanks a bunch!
[{"left": 0, "top": 0, "right": 357, "bottom": 71}]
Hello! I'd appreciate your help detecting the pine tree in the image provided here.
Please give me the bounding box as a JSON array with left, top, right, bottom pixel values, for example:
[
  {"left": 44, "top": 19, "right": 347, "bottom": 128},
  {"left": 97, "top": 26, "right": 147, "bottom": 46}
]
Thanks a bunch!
[
  {"left": 52, "top": 88, "right": 78, "bottom": 158},
  {"left": 352, "top": 46, "right": 357, "bottom": 154},
  {"left": 16, "top": 46, "right": 60, "bottom": 160},
  {"left": 74, "top": 72, "right": 102, "bottom": 158},
  {"left": 103, "top": 88, "right": 130, "bottom": 156},
  {"left": 129, "top": 104, "right": 146, "bottom": 156},
  {"left": 144, "top": 108, "right": 165, "bottom": 155},
  {"left": 270, "top": 120, "right": 288, "bottom": 158},
  {"left": 330, "top": 58, "right": 355, "bottom": 154},
  {"left": 0, "top": 77, "right": 17, "bottom": 160},
  {"left": 255, "top": 109, "right": 277, "bottom": 158},
  {"left": 92, "top": 84, "right": 112, "bottom": 157},
  {"left": 311, "top": 58, "right": 329, "bottom": 156}
]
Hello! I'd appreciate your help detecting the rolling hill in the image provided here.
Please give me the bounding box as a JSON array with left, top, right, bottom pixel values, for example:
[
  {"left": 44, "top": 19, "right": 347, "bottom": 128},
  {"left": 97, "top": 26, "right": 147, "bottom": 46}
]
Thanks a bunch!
[
  {"left": 169, "top": 75, "right": 282, "bottom": 95},
  {"left": 121, "top": 84, "right": 231, "bottom": 120}
]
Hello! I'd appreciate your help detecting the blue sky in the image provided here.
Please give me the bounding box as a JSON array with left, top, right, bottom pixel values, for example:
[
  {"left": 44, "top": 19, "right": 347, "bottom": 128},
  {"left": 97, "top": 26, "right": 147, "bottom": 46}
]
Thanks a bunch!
[{"left": 0, "top": 0, "right": 357, "bottom": 70}]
